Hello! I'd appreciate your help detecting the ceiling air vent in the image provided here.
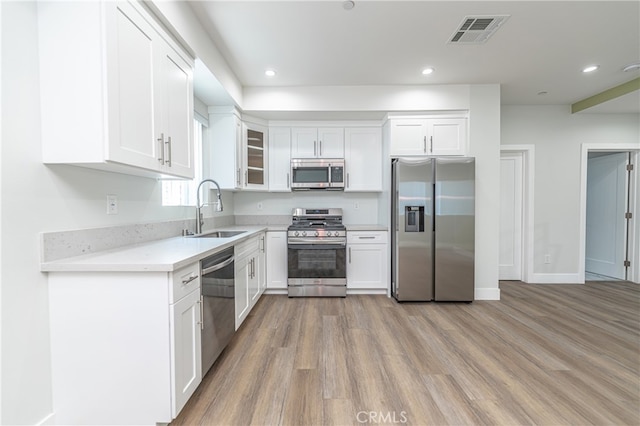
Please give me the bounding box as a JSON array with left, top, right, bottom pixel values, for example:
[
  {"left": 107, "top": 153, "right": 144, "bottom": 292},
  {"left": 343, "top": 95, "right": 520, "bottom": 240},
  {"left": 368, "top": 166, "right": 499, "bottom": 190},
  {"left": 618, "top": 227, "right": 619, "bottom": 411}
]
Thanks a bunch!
[{"left": 448, "top": 15, "right": 510, "bottom": 44}]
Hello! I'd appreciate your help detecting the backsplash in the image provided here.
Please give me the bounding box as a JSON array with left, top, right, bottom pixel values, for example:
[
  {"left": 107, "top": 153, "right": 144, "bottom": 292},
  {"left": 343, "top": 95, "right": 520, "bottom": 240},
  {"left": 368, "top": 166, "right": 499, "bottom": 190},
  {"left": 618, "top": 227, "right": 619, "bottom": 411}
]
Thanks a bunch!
[{"left": 40, "top": 216, "right": 234, "bottom": 263}]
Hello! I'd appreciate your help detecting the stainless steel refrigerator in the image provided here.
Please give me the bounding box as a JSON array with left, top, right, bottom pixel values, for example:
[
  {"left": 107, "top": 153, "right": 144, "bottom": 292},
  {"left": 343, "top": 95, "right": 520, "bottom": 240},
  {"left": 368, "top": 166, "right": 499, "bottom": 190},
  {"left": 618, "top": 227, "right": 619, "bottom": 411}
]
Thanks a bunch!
[{"left": 391, "top": 157, "right": 475, "bottom": 302}]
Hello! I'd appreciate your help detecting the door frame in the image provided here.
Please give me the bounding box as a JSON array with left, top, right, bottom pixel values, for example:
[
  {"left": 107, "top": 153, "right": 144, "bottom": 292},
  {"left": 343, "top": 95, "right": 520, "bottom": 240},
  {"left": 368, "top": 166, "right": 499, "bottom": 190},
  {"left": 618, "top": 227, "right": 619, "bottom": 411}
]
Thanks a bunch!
[
  {"left": 579, "top": 143, "right": 639, "bottom": 284},
  {"left": 500, "top": 145, "right": 535, "bottom": 283}
]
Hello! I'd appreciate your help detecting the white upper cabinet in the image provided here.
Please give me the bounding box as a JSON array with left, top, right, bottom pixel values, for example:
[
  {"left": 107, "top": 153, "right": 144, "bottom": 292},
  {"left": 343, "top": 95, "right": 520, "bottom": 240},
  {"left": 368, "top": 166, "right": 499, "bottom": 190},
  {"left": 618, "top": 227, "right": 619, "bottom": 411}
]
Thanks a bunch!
[
  {"left": 242, "top": 122, "right": 269, "bottom": 191},
  {"left": 209, "top": 109, "right": 269, "bottom": 191},
  {"left": 291, "top": 127, "right": 344, "bottom": 158},
  {"left": 389, "top": 116, "right": 467, "bottom": 156},
  {"left": 344, "top": 127, "right": 383, "bottom": 192},
  {"left": 38, "top": 1, "right": 194, "bottom": 179},
  {"left": 209, "top": 108, "right": 242, "bottom": 190},
  {"left": 268, "top": 127, "right": 292, "bottom": 192}
]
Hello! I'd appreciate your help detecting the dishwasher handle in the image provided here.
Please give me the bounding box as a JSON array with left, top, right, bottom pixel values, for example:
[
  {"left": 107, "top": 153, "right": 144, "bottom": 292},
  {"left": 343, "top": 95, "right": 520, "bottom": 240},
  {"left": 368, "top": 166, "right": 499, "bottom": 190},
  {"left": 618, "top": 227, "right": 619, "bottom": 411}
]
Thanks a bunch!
[{"left": 202, "top": 255, "right": 234, "bottom": 276}]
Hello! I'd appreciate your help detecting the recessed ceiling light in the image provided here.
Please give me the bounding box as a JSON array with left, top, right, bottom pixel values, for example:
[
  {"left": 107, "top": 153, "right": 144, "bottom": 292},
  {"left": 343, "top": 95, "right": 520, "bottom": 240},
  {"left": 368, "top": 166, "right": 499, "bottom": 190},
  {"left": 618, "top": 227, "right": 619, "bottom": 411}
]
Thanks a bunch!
[
  {"left": 582, "top": 65, "right": 599, "bottom": 73},
  {"left": 421, "top": 67, "right": 435, "bottom": 75},
  {"left": 343, "top": 1, "right": 355, "bottom": 10},
  {"left": 622, "top": 62, "right": 640, "bottom": 72},
  {"left": 265, "top": 69, "right": 276, "bottom": 77}
]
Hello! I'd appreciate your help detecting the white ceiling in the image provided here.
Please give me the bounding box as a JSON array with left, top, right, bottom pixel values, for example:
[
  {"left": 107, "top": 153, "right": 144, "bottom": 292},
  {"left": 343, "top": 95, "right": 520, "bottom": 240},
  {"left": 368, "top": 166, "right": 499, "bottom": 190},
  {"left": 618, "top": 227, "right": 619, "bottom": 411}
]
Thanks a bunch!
[{"left": 189, "top": 1, "right": 640, "bottom": 114}]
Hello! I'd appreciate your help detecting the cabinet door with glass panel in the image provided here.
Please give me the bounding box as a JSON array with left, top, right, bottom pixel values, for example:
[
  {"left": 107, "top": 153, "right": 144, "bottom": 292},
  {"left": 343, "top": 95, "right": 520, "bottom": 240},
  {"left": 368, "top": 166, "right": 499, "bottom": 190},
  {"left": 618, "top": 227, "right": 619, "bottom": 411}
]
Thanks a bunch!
[{"left": 242, "top": 122, "right": 268, "bottom": 190}]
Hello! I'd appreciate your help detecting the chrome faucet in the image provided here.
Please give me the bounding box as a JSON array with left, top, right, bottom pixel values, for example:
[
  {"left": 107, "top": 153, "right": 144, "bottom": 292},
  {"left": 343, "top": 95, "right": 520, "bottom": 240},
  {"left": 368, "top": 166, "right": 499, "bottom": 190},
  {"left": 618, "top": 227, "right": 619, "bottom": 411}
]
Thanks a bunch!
[{"left": 195, "top": 179, "right": 223, "bottom": 234}]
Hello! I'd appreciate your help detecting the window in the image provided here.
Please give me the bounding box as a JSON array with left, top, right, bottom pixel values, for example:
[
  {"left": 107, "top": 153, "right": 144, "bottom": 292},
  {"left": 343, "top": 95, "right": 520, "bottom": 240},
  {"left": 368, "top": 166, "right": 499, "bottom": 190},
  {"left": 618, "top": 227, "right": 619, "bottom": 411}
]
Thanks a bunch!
[{"left": 162, "top": 119, "right": 204, "bottom": 206}]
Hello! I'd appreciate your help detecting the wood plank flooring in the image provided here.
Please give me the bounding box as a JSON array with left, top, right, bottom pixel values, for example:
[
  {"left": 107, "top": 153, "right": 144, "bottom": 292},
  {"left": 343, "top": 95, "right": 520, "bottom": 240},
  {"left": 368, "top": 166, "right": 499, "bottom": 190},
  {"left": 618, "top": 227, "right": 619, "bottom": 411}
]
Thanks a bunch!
[{"left": 171, "top": 281, "right": 640, "bottom": 425}]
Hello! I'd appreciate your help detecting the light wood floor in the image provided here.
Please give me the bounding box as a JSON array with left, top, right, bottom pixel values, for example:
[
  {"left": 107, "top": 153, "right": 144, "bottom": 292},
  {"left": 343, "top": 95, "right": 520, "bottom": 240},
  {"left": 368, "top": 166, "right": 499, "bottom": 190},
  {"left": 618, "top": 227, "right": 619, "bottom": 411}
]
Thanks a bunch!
[{"left": 172, "top": 281, "right": 640, "bottom": 426}]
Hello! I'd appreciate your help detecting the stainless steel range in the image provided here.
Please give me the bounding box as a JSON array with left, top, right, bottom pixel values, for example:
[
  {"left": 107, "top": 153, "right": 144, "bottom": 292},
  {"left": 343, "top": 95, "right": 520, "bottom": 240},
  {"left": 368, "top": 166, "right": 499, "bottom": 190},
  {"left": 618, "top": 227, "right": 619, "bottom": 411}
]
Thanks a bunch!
[{"left": 287, "top": 208, "right": 347, "bottom": 297}]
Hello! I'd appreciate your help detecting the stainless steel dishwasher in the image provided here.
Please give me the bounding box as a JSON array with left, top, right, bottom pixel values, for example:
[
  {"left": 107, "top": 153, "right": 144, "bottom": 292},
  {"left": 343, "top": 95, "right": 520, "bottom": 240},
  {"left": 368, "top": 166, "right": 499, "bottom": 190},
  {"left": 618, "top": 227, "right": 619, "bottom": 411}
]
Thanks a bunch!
[{"left": 200, "top": 247, "right": 235, "bottom": 375}]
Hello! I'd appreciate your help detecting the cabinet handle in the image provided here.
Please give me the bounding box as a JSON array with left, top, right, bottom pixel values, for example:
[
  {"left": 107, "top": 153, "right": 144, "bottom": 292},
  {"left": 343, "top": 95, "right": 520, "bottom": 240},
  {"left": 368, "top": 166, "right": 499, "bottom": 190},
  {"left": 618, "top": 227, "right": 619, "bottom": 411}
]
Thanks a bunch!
[
  {"left": 349, "top": 247, "right": 352, "bottom": 263},
  {"left": 313, "top": 141, "right": 317, "bottom": 157},
  {"left": 237, "top": 168, "right": 241, "bottom": 186},
  {"left": 245, "top": 170, "right": 248, "bottom": 187},
  {"left": 358, "top": 236, "right": 376, "bottom": 239},
  {"left": 347, "top": 173, "right": 350, "bottom": 188},
  {"left": 260, "top": 236, "right": 265, "bottom": 252},
  {"left": 430, "top": 136, "right": 433, "bottom": 153},
  {"left": 287, "top": 173, "right": 290, "bottom": 188},
  {"left": 198, "top": 295, "right": 204, "bottom": 330},
  {"left": 157, "top": 133, "right": 165, "bottom": 164},
  {"left": 423, "top": 136, "right": 427, "bottom": 153},
  {"left": 181, "top": 273, "right": 199, "bottom": 285},
  {"left": 165, "top": 136, "right": 172, "bottom": 166},
  {"left": 319, "top": 140, "right": 322, "bottom": 156}
]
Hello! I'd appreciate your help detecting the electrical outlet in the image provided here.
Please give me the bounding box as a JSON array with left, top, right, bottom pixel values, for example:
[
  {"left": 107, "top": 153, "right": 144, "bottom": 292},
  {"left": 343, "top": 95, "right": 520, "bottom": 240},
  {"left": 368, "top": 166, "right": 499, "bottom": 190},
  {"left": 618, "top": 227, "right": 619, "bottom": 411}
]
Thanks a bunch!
[
  {"left": 107, "top": 194, "right": 118, "bottom": 215},
  {"left": 544, "top": 254, "right": 551, "bottom": 264},
  {"left": 354, "top": 202, "right": 359, "bottom": 209},
  {"left": 257, "top": 202, "right": 263, "bottom": 211}
]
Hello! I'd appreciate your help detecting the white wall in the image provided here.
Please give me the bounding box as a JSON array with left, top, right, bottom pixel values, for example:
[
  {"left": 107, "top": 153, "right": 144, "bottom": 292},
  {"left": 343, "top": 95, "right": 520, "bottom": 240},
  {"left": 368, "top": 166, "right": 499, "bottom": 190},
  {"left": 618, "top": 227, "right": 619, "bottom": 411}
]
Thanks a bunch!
[
  {"left": 0, "top": 4, "right": 202, "bottom": 424},
  {"left": 469, "top": 85, "right": 501, "bottom": 300},
  {"left": 501, "top": 105, "right": 640, "bottom": 282}
]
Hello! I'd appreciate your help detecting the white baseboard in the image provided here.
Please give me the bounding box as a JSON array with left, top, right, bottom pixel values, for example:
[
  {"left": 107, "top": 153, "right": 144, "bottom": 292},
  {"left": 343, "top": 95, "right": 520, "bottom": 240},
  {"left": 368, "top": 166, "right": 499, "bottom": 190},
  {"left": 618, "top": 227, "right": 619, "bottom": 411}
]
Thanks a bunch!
[
  {"left": 528, "top": 273, "right": 583, "bottom": 284},
  {"left": 475, "top": 287, "right": 500, "bottom": 300}
]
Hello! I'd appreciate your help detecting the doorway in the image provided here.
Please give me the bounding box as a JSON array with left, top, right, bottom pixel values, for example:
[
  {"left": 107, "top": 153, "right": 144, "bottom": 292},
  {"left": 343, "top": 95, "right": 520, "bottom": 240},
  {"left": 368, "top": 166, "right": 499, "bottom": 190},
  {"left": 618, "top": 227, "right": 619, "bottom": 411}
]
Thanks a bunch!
[
  {"left": 580, "top": 144, "right": 639, "bottom": 284},
  {"left": 500, "top": 152, "right": 524, "bottom": 280},
  {"left": 585, "top": 152, "right": 631, "bottom": 281},
  {"left": 499, "top": 145, "right": 534, "bottom": 282}
]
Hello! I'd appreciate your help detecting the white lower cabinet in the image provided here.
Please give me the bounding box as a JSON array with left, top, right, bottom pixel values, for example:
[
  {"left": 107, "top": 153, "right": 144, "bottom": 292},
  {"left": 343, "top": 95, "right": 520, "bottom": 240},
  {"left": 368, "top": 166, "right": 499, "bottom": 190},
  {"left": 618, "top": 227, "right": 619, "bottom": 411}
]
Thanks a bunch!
[
  {"left": 347, "top": 231, "right": 389, "bottom": 292},
  {"left": 235, "top": 233, "right": 266, "bottom": 329},
  {"left": 266, "top": 231, "right": 288, "bottom": 291},
  {"left": 170, "top": 287, "right": 202, "bottom": 416},
  {"left": 47, "top": 262, "right": 202, "bottom": 425},
  {"left": 235, "top": 253, "right": 251, "bottom": 329}
]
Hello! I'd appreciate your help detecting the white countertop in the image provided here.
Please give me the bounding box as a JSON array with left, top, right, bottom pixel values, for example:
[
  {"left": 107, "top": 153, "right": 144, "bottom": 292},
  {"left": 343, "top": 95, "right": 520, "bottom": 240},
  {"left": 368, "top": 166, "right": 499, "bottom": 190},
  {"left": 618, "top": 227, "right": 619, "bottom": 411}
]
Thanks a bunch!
[{"left": 41, "top": 226, "right": 267, "bottom": 273}]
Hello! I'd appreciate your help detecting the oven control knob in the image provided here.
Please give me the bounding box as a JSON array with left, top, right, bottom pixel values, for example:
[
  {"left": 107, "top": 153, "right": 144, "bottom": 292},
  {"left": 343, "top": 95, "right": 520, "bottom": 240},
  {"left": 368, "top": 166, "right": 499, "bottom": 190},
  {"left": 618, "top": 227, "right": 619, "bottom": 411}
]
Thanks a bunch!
[
  {"left": 294, "top": 231, "right": 299, "bottom": 237},
  {"left": 326, "top": 231, "right": 332, "bottom": 236},
  {"left": 315, "top": 231, "right": 319, "bottom": 237},
  {"left": 302, "top": 231, "right": 307, "bottom": 237}
]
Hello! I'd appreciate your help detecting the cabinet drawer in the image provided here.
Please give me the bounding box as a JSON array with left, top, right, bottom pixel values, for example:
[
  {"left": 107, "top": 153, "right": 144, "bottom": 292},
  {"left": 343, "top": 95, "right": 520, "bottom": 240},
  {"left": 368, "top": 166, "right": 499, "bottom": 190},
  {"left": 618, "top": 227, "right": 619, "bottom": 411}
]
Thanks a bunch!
[
  {"left": 170, "top": 262, "right": 200, "bottom": 303},
  {"left": 235, "top": 235, "right": 261, "bottom": 260},
  {"left": 347, "top": 231, "right": 388, "bottom": 244}
]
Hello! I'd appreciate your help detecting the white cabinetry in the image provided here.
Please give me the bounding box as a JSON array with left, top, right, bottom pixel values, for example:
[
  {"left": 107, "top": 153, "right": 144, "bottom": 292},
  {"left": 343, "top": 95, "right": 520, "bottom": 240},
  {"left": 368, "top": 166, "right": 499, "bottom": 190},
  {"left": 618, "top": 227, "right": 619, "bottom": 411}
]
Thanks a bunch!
[
  {"left": 344, "top": 127, "right": 383, "bottom": 191},
  {"left": 243, "top": 122, "right": 269, "bottom": 191},
  {"left": 234, "top": 233, "right": 266, "bottom": 329},
  {"left": 266, "top": 231, "right": 288, "bottom": 292},
  {"left": 38, "top": 1, "right": 194, "bottom": 179},
  {"left": 292, "top": 127, "right": 344, "bottom": 158},
  {"left": 389, "top": 117, "right": 467, "bottom": 156},
  {"left": 47, "top": 262, "right": 202, "bottom": 424},
  {"left": 209, "top": 109, "right": 269, "bottom": 191},
  {"left": 209, "top": 108, "right": 242, "bottom": 189},
  {"left": 269, "top": 128, "right": 292, "bottom": 191},
  {"left": 170, "top": 263, "right": 202, "bottom": 416},
  {"left": 347, "top": 231, "right": 389, "bottom": 293}
]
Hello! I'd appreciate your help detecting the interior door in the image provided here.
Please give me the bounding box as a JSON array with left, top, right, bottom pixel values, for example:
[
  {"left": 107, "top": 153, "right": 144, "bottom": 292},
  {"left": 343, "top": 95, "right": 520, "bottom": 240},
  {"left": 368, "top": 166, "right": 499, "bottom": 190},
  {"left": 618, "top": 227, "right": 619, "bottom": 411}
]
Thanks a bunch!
[
  {"left": 499, "top": 152, "right": 523, "bottom": 280},
  {"left": 586, "top": 152, "right": 628, "bottom": 279}
]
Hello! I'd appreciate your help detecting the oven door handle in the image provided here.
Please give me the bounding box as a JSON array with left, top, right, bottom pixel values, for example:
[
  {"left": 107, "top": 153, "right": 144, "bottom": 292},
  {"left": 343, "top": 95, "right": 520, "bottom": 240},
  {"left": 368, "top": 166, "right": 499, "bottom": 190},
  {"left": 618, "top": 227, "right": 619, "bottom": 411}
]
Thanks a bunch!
[{"left": 288, "top": 238, "right": 346, "bottom": 246}]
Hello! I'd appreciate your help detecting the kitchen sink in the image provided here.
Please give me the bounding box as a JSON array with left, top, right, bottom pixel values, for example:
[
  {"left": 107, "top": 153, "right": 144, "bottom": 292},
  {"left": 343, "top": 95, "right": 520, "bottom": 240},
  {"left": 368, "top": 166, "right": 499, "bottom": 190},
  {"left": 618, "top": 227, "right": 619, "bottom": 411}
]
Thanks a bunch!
[{"left": 191, "top": 230, "right": 247, "bottom": 238}]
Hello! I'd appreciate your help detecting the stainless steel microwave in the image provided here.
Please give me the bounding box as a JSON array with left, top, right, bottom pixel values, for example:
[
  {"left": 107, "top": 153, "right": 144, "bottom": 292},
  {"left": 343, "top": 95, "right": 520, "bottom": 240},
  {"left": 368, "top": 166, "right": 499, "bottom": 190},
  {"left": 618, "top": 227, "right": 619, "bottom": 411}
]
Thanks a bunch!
[{"left": 290, "top": 158, "right": 345, "bottom": 190}]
